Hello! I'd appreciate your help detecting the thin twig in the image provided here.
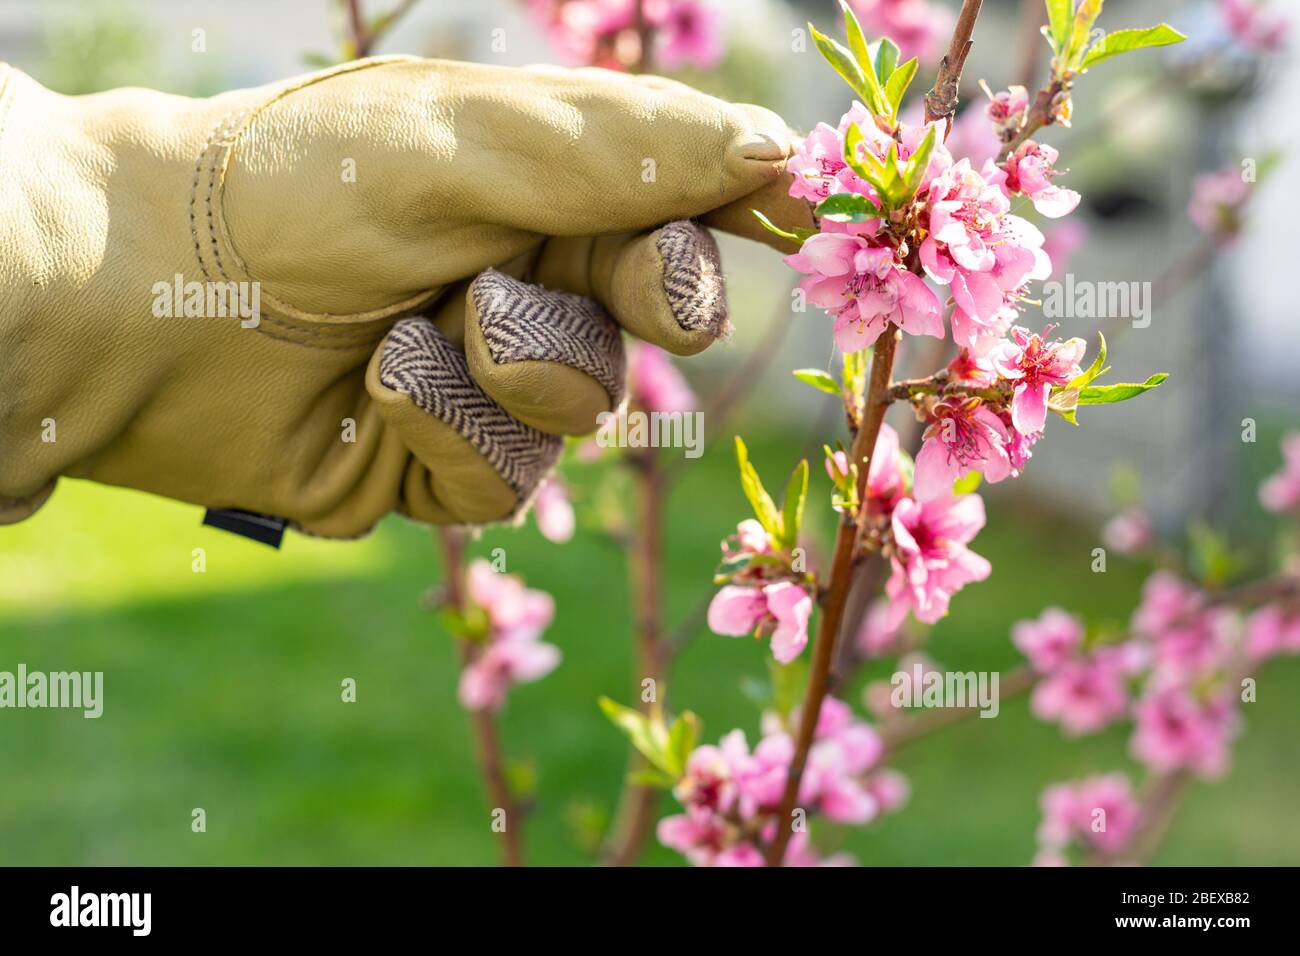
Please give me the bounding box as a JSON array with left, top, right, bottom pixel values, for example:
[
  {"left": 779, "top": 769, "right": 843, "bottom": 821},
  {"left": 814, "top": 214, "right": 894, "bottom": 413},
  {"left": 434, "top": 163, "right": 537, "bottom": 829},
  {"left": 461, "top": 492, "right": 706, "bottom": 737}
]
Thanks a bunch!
[
  {"left": 765, "top": 326, "right": 902, "bottom": 866},
  {"left": 924, "top": 0, "right": 984, "bottom": 133},
  {"left": 436, "top": 528, "right": 526, "bottom": 868},
  {"left": 600, "top": 448, "right": 667, "bottom": 865}
]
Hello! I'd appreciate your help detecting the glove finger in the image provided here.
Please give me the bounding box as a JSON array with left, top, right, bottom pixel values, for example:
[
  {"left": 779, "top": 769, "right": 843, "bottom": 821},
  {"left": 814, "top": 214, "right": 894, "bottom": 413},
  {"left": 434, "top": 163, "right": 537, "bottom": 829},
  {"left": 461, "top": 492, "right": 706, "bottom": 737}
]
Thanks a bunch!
[
  {"left": 530, "top": 220, "right": 728, "bottom": 357},
  {"left": 366, "top": 316, "right": 562, "bottom": 524},
  {"left": 462, "top": 271, "right": 626, "bottom": 436}
]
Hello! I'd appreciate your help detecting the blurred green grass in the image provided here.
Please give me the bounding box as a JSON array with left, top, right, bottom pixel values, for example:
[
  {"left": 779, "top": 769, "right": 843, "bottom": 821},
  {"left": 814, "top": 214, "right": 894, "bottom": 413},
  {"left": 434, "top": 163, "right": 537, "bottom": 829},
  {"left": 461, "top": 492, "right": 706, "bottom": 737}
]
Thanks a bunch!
[{"left": 1, "top": 428, "right": 1297, "bottom": 866}]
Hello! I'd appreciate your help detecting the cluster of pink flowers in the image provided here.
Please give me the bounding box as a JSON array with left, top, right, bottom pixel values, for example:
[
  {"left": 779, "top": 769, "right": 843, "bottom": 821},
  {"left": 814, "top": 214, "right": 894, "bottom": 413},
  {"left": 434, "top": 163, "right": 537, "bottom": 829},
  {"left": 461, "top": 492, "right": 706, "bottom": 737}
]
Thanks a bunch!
[
  {"left": 525, "top": 0, "right": 722, "bottom": 71},
  {"left": 1032, "top": 774, "right": 1142, "bottom": 866},
  {"left": 848, "top": 0, "right": 953, "bottom": 66},
  {"left": 1188, "top": 161, "right": 1253, "bottom": 243},
  {"left": 786, "top": 97, "right": 1086, "bottom": 505},
  {"left": 657, "top": 698, "right": 907, "bottom": 866},
  {"left": 869, "top": 424, "right": 993, "bottom": 628},
  {"left": 458, "top": 560, "right": 561, "bottom": 712},
  {"left": 1259, "top": 432, "right": 1300, "bottom": 514},
  {"left": 707, "top": 520, "right": 814, "bottom": 663}
]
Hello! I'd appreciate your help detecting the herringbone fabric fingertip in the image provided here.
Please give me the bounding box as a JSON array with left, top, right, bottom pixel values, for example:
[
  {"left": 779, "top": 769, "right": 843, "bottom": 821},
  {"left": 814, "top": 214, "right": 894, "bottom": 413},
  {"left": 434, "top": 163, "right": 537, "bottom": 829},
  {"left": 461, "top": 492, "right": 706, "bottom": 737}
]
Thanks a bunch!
[
  {"left": 378, "top": 317, "right": 562, "bottom": 497},
  {"left": 471, "top": 269, "right": 627, "bottom": 406},
  {"left": 657, "top": 221, "right": 729, "bottom": 338}
]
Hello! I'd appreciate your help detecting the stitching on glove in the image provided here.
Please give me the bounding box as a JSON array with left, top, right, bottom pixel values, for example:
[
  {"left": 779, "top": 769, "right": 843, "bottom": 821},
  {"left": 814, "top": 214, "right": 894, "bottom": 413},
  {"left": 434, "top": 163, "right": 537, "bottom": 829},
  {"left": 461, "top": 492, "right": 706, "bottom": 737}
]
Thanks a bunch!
[
  {"left": 657, "top": 221, "right": 730, "bottom": 338},
  {"left": 471, "top": 269, "right": 626, "bottom": 405},
  {"left": 191, "top": 59, "right": 444, "bottom": 338},
  {"left": 378, "top": 317, "right": 561, "bottom": 498}
]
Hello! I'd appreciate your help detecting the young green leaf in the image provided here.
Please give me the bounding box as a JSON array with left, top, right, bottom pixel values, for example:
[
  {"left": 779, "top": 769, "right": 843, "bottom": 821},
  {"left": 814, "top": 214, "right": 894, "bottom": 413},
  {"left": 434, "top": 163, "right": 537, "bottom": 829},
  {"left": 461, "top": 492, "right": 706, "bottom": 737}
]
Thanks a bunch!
[
  {"left": 751, "top": 209, "right": 816, "bottom": 245},
  {"left": 873, "top": 37, "right": 900, "bottom": 84},
  {"left": 1048, "top": 386, "right": 1080, "bottom": 425},
  {"left": 809, "top": 21, "right": 875, "bottom": 109},
  {"left": 1045, "top": 0, "right": 1076, "bottom": 54},
  {"left": 598, "top": 696, "right": 672, "bottom": 775},
  {"left": 626, "top": 767, "right": 679, "bottom": 789},
  {"left": 838, "top": 1, "right": 874, "bottom": 76},
  {"left": 899, "top": 123, "right": 937, "bottom": 203},
  {"left": 665, "top": 711, "right": 701, "bottom": 778},
  {"left": 780, "top": 460, "right": 809, "bottom": 551},
  {"left": 1066, "top": 331, "right": 1109, "bottom": 391},
  {"left": 735, "top": 436, "right": 783, "bottom": 540},
  {"left": 792, "top": 368, "right": 842, "bottom": 396},
  {"left": 1064, "top": 0, "right": 1105, "bottom": 69},
  {"left": 883, "top": 57, "right": 919, "bottom": 120},
  {"left": 1076, "top": 373, "right": 1168, "bottom": 405},
  {"left": 1080, "top": 24, "right": 1186, "bottom": 69},
  {"left": 952, "top": 471, "right": 983, "bottom": 496},
  {"left": 815, "top": 192, "right": 883, "bottom": 223}
]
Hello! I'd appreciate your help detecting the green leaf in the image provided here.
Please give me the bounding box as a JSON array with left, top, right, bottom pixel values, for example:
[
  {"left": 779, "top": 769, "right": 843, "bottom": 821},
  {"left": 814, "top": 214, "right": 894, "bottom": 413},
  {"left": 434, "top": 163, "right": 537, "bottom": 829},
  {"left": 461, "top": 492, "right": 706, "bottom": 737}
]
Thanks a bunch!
[
  {"left": 1080, "top": 24, "right": 1186, "bottom": 69},
  {"left": 838, "top": 1, "right": 874, "bottom": 76},
  {"left": 815, "top": 192, "right": 883, "bottom": 223},
  {"left": 899, "top": 123, "right": 937, "bottom": 203},
  {"left": 769, "top": 657, "right": 809, "bottom": 718},
  {"left": 780, "top": 460, "right": 809, "bottom": 551},
  {"left": 751, "top": 209, "right": 815, "bottom": 245},
  {"left": 1066, "top": 331, "right": 1108, "bottom": 391},
  {"left": 1048, "top": 387, "right": 1080, "bottom": 425},
  {"left": 598, "top": 696, "right": 670, "bottom": 774},
  {"left": 883, "top": 57, "right": 919, "bottom": 119},
  {"left": 1065, "top": 0, "right": 1105, "bottom": 69},
  {"left": 873, "top": 37, "right": 900, "bottom": 84},
  {"left": 735, "top": 436, "right": 783, "bottom": 541},
  {"left": 1045, "top": 0, "right": 1075, "bottom": 54},
  {"left": 792, "top": 368, "right": 842, "bottom": 396},
  {"left": 627, "top": 767, "right": 678, "bottom": 789},
  {"left": 810, "top": 22, "right": 875, "bottom": 110},
  {"left": 665, "top": 711, "right": 700, "bottom": 777},
  {"left": 952, "top": 471, "right": 983, "bottom": 496},
  {"left": 1076, "top": 374, "right": 1168, "bottom": 405}
]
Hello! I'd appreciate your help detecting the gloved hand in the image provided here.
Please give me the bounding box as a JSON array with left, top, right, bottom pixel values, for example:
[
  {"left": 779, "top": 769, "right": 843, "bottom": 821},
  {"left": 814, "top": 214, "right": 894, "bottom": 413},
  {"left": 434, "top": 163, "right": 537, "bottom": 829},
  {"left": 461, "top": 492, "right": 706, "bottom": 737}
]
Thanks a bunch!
[{"left": 0, "top": 56, "right": 812, "bottom": 538}]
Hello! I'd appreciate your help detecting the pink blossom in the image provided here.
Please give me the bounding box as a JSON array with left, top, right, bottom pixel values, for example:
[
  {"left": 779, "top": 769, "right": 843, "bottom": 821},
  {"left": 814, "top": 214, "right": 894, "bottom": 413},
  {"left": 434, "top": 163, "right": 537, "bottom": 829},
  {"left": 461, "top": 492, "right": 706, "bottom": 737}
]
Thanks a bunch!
[
  {"left": 1245, "top": 604, "right": 1300, "bottom": 661},
  {"left": 721, "top": 518, "right": 772, "bottom": 562},
  {"left": 989, "top": 325, "right": 1086, "bottom": 435},
  {"left": 630, "top": 343, "right": 696, "bottom": 413},
  {"left": 990, "top": 141, "right": 1081, "bottom": 218},
  {"left": 865, "top": 768, "right": 911, "bottom": 813},
  {"left": 866, "top": 422, "right": 907, "bottom": 507},
  {"left": 1030, "top": 653, "right": 1130, "bottom": 736},
  {"left": 707, "top": 581, "right": 813, "bottom": 663},
  {"left": 788, "top": 122, "right": 849, "bottom": 203},
  {"left": 1188, "top": 164, "right": 1252, "bottom": 243},
  {"left": 920, "top": 160, "right": 1050, "bottom": 354},
  {"left": 1012, "top": 607, "right": 1085, "bottom": 674},
  {"left": 914, "top": 399, "right": 1012, "bottom": 500},
  {"left": 1038, "top": 774, "right": 1140, "bottom": 856},
  {"left": 1259, "top": 432, "right": 1300, "bottom": 513},
  {"left": 1149, "top": 607, "right": 1236, "bottom": 679},
  {"left": 533, "top": 477, "right": 575, "bottom": 543},
  {"left": 825, "top": 449, "right": 850, "bottom": 483},
  {"left": 786, "top": 234, "right": 943, "bottom": 352},
  {"left": 656, "top": 812, "right": 728, "bottom": 866},
  {"left": 885, "top": 492, "right": 992, "bottom": 627},
  {"left": 1000, "top": 409, "right": 1039, "bottom": 474},
  {"left": 856, "top": 598, "right": 904, "bottom": 658},
  {"left": 458, "top": 560, "right": 560, "bottom": 711},
  {"left": 1220, "top": 0, "right": 1289, "bottom": 55},
  {"left": 656, "top": 0, "right": 724, "bottom": 69},
  {"left": 1131, "top": 571, "right": 1205, "bottom": 639},
  {"left": 985, "top": 85, "right": 1029, "bottom": 140},
  {"left": 848, "top": 0, "right": 953, "bottom": 65},
  {"left": 1102, "top": 508, "right": 1153, "bottom": 555},
  {"left": 1131, "top": 685, "right": 1238, "bottom": 778}
]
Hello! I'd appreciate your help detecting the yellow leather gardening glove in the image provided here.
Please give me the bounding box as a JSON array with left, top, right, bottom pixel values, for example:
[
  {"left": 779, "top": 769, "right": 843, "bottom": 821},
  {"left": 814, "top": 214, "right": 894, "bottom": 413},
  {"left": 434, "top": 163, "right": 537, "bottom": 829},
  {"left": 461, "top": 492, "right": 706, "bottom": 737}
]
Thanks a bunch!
[{"left": 0, "top": 56, "right": 811, "bottom": 540}]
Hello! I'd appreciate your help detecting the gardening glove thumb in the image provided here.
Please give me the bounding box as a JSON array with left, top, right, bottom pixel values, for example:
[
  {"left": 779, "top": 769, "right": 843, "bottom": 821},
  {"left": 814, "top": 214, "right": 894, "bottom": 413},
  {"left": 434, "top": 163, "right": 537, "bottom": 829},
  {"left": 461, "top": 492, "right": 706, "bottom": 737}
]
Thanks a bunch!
[{"left": 0, "top": 57, "right": 812, "bottom": 539}]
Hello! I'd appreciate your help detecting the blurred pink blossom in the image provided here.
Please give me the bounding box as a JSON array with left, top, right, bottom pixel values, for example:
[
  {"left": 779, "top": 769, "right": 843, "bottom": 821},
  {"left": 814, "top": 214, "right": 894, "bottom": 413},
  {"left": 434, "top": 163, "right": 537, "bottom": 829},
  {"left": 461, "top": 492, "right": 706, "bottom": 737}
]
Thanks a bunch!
[
  {"left": 458, "top": 560, "right": 561, "bottom": 711},
  {"left": 629, "top": 342, "right": 696, "bottom": 413}
]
